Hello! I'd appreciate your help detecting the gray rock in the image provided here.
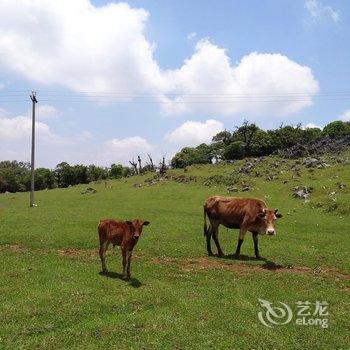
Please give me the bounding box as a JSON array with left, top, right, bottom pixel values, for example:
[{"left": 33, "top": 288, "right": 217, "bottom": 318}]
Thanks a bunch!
[
  {"left": 277, "top": 135, "right": 350, "bottom": 159},
  {"left": 304, "top": 158, "right": 319, "bottom": 168},
  {"left": 227, "top": 186, "right": 238, "bottom": 193},
  {"left": 81, "top": 187, "right": 97, "bottom": 194},
  {"left": 293, "top": 186, "right": 310, "bottom": 200}
]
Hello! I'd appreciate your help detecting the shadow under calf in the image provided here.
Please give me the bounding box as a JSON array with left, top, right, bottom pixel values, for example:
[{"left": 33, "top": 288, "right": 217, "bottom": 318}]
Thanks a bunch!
[{"left": 98, "top": 271, "right": 142, "bottom": 288}]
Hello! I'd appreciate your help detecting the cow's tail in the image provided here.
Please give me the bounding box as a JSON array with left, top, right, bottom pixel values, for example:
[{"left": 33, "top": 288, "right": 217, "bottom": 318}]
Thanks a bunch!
[{"left": 203, "top": 206, "right": 208, "bottom": 237}]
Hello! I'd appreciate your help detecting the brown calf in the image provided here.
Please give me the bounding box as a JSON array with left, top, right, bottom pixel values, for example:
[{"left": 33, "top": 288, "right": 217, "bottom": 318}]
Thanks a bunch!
[
  {"left": 204, "top": 196, "right": 282, "bottom": 258},
  {"left": 98, "top": 219, "right": 150, "bottom": 279}
]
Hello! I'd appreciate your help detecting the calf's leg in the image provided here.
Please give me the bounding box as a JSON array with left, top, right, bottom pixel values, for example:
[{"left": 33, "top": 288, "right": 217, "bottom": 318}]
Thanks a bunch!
[
  {"left": 252, "top": 232, "right": 260, "bottom": 258},
  {"left": 121, "top": 248, "right": 128, "bottom": 279},
  {"left": 99, "top": 241, "right": 109, "bottom": 274},
  {"left": 126, "top": 250, "right": 132, "bottom": 279},
  {"left": 121, "top": 248, "right": 133, "bottom": 280}
]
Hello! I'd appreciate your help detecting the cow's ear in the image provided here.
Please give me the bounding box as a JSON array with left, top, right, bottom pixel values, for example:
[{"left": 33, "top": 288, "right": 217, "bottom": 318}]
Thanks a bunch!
[
  {"left": 143, "top": 221, "right": 150, "bottom": 226},
  {"left": 125, "top": 220, "right": 133, "bottom": 226},
  {"left": 275, "top": 209, "right": 283, "bottom": 218}
]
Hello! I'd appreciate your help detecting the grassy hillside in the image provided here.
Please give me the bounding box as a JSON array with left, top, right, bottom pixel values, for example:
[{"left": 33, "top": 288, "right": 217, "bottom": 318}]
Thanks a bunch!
[{"left": 0, "top": 151, "right": 349, "bottom": 349}]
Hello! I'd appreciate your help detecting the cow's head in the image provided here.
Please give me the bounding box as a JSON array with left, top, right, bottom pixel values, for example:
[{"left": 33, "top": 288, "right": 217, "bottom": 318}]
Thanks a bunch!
[
  {"left": 257, "top": 209, "right": 283, "bottom": 235},
  {"left": 125, "top": 219, "right": 150, "bottom": 240}
]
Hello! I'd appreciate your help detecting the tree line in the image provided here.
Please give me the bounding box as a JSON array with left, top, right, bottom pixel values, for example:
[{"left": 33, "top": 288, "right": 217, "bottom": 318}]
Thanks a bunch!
[
  {"left": 170, "top": 120, "right": 350, "bottom": 168},
  {"left": 1, "top": 120, "right": 349, "bottom": 193},
  {"left": 0, "top": 154, "right": 169, "bottom": 193},
  {"left": 0, "top": 161, "right": 134, "bottom": 193}
]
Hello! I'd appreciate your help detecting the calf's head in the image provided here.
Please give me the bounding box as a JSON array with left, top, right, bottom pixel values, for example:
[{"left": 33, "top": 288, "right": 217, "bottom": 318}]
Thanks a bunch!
[
  {"left": 125, "top": 219, "right": 150, "bottom": 240},
  {"left": 257, "top": 209, "right": 283, "bottom": 235}
]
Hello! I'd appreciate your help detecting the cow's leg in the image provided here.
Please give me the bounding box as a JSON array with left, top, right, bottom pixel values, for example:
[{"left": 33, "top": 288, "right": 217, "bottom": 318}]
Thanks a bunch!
[
  {"left": 211, "top": 225, "right": 224, "bottom": 257},
  {"left": 206, "top": 223, "right": 214, "bottom": 256},
  {"left": 234, "top": 227, "right": 247, "bottom": 258},
  {"left": 252, "top": 232, "right": 261, "bottom": 259},
  {"left": 99, "top": 240, "right": 109, "bottom": 274}
]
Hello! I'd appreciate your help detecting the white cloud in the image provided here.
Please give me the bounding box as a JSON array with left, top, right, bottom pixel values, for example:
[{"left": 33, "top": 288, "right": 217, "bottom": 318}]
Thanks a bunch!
[
  {"left": 340, "top": 110, "right": 350, "bottom": 122},
  {"left": 305, "top": 0, "right": 339, "bottom": 22},
  {"left": 304, "top": 122, "right": 322, "bottom": 129},
  {"left": 187, "top": 32, "right": 197, "bottom": 40},
  {"left": 98, "top": 136, "right": 153, "bottom": 164},
  {"left": 0, "top": 109, "right": 73, "bottom": 166},
  {"left": 162, "top": 41, "right": 319, "bottom": 116},
  {"left": 35, "top": 105, "right": 59, "bottom": 120},
  {"left": 0, "top": 0, "right": 163, "bottom": 93},
  {"left": 0, "top": 1, "right": 319, "bottom": 118},
  {"left": 165, "top": 119, "right": 223, "bottom": 146},
  {"left": 0, "top": 107, "right": 156, "bottom": 167},
  {"left": 0, "top": 114, "right": 54, "bottom": 140}
]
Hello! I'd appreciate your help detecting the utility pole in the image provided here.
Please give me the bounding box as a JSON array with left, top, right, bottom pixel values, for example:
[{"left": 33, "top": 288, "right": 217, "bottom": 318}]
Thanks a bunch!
[{"left": 30, "top": 92, "right": 38, "bottom": 207}]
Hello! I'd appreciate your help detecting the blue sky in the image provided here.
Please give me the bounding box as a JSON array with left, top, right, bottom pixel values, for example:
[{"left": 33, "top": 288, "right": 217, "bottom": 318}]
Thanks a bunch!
[{"left": 0, "top": 0, "right": 349, "bottom": 167}]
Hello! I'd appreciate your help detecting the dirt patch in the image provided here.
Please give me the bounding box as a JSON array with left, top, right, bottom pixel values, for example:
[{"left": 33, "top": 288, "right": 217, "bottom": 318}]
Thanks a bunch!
[
  {"left": 0, "top": 244, "right": 26, "bottom": 252},
  {"left": 2, "top": 244, "right": 349, "bottom": 282},
  {"left": 57, "top": 248, "right": 98, "bottom": 260},
  {"left": 150, "top": 255, "right": 350, "bottom": 280}
]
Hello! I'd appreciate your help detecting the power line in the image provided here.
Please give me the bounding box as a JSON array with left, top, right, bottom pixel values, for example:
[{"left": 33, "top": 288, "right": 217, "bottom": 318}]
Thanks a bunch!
[{"left": 1, "top": 89, "right": 350, "bottom": 104}]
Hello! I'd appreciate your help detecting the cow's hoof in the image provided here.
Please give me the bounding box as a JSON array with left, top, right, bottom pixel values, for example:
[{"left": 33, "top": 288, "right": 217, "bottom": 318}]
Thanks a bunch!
[
  {"left": 217, "top": 251, "right": 224, "bottom": 258},
  {"left": 233, "top": 253, "right": 241, "bottom": 259},
  {"left": 102, "top": 269, "right": 108, "bottom": 275},
  {"left": 208, "top": 251, "right": 214, "bottom": 257},
  {"left": 122, "top": 274, "right": 130, "bottom": 280},
  {"left": 255, "top": 255, "right": 262, "bottom": 260}
]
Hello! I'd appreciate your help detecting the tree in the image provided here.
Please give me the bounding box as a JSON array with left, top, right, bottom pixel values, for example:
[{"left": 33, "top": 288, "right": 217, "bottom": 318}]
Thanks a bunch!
[
  {"left": 33, "top": 168, "right": 56, "bottom": 190},
  {"left": 0, "top": 161, "right": 30, "bottom": 193},
  {"left": 109, "top": 164, "right": 124, "bottom": 179},
  {"left": 323, "top": 121, "right": 350, "bottom": 138},
  {"left": 54, "top": 162, "right": 74, "bottom": 188},
  {"left": 171, "top": 144, "right": 214, "bottom": 168},
  {"left": 212, "top": 130, "right": 232, "bottom": 145},
  {"left": 87, "top": 165, "right": 108, "bottom": 182},
  {"left": 302, "top": 127, "right": 322, "bottom": 143},
  {"left": 71, "top": 165, "right": 88, "bottom": 185},
  {"left": 268, "top": 125, "right": 303, "bottom": 150},
  {"left": 222, "top": 141, "right": 245, "bottom": 160},
  {"left": 232, "top": 121, "right": 260, "bottom": 156}
]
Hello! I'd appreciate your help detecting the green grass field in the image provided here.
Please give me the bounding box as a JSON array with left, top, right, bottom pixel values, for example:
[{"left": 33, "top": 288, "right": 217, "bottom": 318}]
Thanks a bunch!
[{"left": 1, "top": 153, "right": 349, "bottom": 349}]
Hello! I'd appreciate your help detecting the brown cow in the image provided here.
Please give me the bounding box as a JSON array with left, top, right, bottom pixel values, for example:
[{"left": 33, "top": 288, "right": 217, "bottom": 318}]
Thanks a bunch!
[
  {"left": 98, "top": 219, "right": 150, "bottom": 279},
  {"left": 204, "top": 196, "right": 282, "bottom": 258}
]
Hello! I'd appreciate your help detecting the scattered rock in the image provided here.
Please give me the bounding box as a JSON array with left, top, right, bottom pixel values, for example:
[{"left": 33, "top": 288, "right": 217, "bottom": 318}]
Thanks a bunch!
[
  {"left": 338, "top": 183, "right": 346, "bottom": 189},
  {"left": 133, "top": 183, "right": 143, "bottom": 188},
  {"left": 81, "top": 187, "right": 97, "bottom": 194},
  {"left": 266, "top": 174, "right": 278, "bottom": 181},
  {"left": 304, "top": 158, "right": 319, "bottom": 168},
  {"left": 227, "top": 186, "right": 238, "bottom": 193},
  {"left": 277, "top": 135, "right": 350, "bottom": 159},
  {"left": 293, "top": 186, "right": 310, "bottom": 200}
]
